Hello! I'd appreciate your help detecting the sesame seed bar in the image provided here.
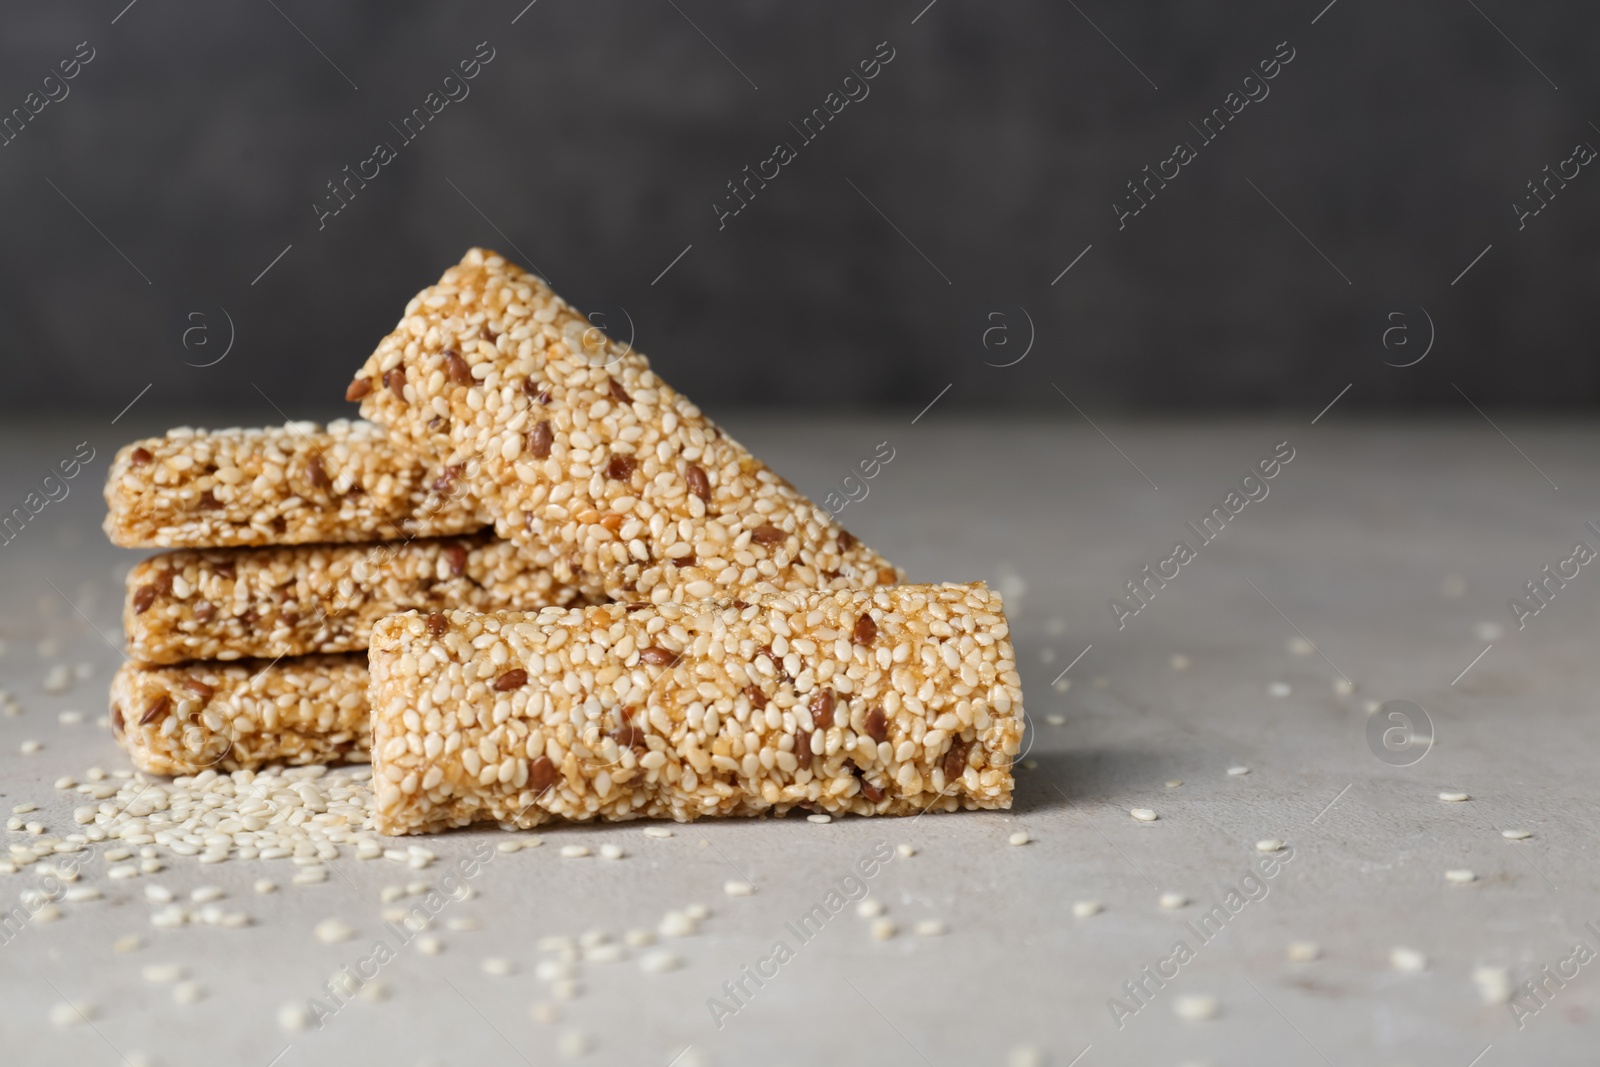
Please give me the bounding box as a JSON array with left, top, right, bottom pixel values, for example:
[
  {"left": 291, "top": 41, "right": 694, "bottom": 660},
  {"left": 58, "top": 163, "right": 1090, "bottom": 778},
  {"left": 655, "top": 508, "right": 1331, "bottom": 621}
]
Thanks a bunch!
[
  {"left": 369, "top": 582, "right": 1021, "bottom": 835},
  {"left": 123, "top": 533, "right": 591, "bottom": 666},
  {"left": 350, "top": 248, "right": 902, "bottom": 604},
  {"left": 111, "top": 655, "right": 370, "bottom": 776},
  {"left": 103, "top": 419, "right": 488, "bottom": 548}
]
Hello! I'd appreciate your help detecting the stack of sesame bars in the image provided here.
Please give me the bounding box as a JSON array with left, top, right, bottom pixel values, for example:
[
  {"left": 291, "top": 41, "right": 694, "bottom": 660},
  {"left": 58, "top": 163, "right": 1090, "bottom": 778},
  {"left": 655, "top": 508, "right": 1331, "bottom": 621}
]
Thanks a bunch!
[{"left": 103, "top": 248, "right": 1024, "bottom": 831}]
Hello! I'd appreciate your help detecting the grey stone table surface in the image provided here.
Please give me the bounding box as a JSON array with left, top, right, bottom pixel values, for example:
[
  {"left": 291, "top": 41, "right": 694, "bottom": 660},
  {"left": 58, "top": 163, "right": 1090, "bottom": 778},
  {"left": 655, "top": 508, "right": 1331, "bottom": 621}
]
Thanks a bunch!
[{"left": 1, "top": 411, "right": 1597, "bottom": 1067}]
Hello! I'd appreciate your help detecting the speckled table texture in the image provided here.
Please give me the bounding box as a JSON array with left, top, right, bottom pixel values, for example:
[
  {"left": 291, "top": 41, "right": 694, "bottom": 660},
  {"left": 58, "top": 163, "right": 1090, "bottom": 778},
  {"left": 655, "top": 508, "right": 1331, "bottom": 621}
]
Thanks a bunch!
[{"left": 2, "top": 412, "right": 1597, "bottom": 1067}]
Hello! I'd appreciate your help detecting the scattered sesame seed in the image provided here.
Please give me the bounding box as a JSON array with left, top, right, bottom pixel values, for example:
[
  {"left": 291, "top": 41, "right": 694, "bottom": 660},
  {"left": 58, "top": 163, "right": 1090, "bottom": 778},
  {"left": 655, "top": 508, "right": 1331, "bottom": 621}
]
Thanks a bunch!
[
  {"left": 1072, "top": 901, "right": 1102, "bottom": 919},
  {"left": 896, "top": 843, "right": 915, "bottom": 858},
  {"left": 1473, "top": 965, "right": 1513, "bottom": 1004},
  {"left": 358, "top": 981, "right": 391, "bottom": 1003},
  {"left": 856, "top": 899, "right": 886, "bottom": 919},
  {"left": 1053, "top": 679, "right": 1071, "bottom": 693},
  {"left": 1159, "top": 892, "right": 1188, "bottom": 910},
  {"left": 642, "top": 827, "right": 673, "bottom": 838},
  {"left": 1287, "top": 637, "right": 1314, "bottom": 655},
  {"left": 1007, "top": 830, "right": 1031, "bottom": 846},
  {"left": 49, "top": 1002, "right": 93, "bottom": 1028},
  {"left": 1267, "top": 683, "right": 1291, "bottom": 698},
  {"left": 34, "top": 904, "right": 61, "bottom": 922},
  {"left": 560, "top": 845, "right": 591, "bottom": 859},
  {"left": 1227, "top": 766, "right": 1250, "bottom": 776},
  {"left": 314, "top": 919, "right": 355, "bottom": 944},
  {"left": 1255, "top": 839, "right": 1286, "bottom": 853},
  {"left": 625, "top": 928, "right": 655, "bottom": 947},
  {"left": 113, "top": 935, "right": 143, "bottom": 953},
  {"left": 1044, "top": 714, "right": 1066, "bottom": 726},
  {"left": 11, "top": 803, "right": 35, "bottom": 815},
  {"left": 446, "top": 916, "right": 482, "bottom": 932},
  {"left": 1170, "top": 654, "right": 1191, "bottom": 670},
  {"left": 59, "top": 710, "right": 83, "bottom": 725},
  {"left": 870, "top": 919, "right": 896, "bottom": 941},
  {"left": 640, "top": 949, "right": 683, "bottom": 974},
  {"left": 254, "top": 879, "right": 277, "bottom": 894},
  {"left": 552, "top": 978, "right": 583, "bottom": 1000},
  {"left": 1501, "top": 829, "right": 1533, "bottom": 840},
  {"left": 417, "top": 935, "right": 443, "bottom": 955},
  {"left": 658, "top": 911, "right": 696, "bottom": 938},
  {"left": 914, "top": 919, "right": 949, "bottom": 936},
  {"left": 531, "top": 1003, "right": 561, "bottom": 1024},
  {"left": 481, "top": 957, "right": 515, "bottom": 976},
  {"left": 1437, "top": 791, "right": 1470, "bottom": 802},
  {"left": 53, "top": 777, "right": 75, "bottom": 790},
  {"left": 1164, "top": 779, "right": 1183, "bottom": 788},
  {"left": 278, "top": 1003, "right": 313, "bottom": 1032},
  {"left": 1287, "top": 941, "right": 1321, "bottom": 963},
  {"left": 1130, "top": 808, "right": 1158, "bottom": 822},
  {"left": 1332, "top": 678, "right": 1355, "bottom": 696},
  {"left": 293, "top": 867, "right": 329, "bottom": 885},
  {"left": 173, "top": 980, "right": 205, "bottom": 1005},
  {"left": 1445, "top": 868, "right": 1477, "bottom": 884},
  {"left": 1173, "top": 993, "right": 1219, "bottom": 1021},
  {"left": 1390, "top": 947, "right": 1427, "bottom": 972},
  {"left": 723, "top": 880, "right": 754, "bottom": 897},
  {"left": 805, "top": 814, "right": 832, "bottom": 824},
  {"left": 599, "top": 844, "right": 624, "bottom": 861},
  {"left": 190, "top": 885, "right": 225, "bottom": 903},
  {"left": 684, "top": 903, "right": 709, "bottom": 921},
  {"left": 1007, "top": 1046, "right": 1044, "bottom": 1067},
  {"left": 19, "top": 740, "right": 42, "bottom": 754},
  {"left": 557, "top": 1031, "right": 592, "bottom": 1058}
]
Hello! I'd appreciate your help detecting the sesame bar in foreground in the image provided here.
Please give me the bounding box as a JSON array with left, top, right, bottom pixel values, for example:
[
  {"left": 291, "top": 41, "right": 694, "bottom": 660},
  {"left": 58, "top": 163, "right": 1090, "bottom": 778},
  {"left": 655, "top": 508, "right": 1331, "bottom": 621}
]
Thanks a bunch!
[
  {"left": 111, "top": 655, "right": 369, "bottom": 775},
  {"left": 369, "top": 582, "right": 1021, "bottom": 835},
  {"left": 123, "top": 533, "right": 592, "bottom": 666},
  {"left": 352, "top": 248, "right": 902, "bottom": 604},
  {"left": 103, "top": 420, "right": 488, "bottom": 548}
]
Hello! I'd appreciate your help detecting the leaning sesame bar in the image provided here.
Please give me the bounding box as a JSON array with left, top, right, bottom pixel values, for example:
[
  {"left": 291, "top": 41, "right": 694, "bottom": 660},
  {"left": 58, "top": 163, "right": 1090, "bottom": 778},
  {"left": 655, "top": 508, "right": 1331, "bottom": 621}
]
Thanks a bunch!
[
  {"left": 123, "top": 533, "right": 591, "bottom": 666},
  {"left": 351, "top": 248, "right": 902, "bottom": 604},
  {"left": 111, "top": 655, "right": 369, "bottom": 775},
  {"left": 369, "top": 582, "right": 1021, "bottom": 835},
  {"left": 103, "top": 420, "right": 488, "bottom": 548}
]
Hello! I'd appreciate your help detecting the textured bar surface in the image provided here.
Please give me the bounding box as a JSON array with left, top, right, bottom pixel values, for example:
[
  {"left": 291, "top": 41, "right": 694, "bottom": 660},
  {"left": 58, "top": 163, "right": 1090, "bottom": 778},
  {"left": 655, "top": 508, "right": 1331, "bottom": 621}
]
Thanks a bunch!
[
  {"left": 352, "top": 248, "right": 902, "bottom": 603},
  {"left": 111, "top": 655, "right": 369, "bottom": 775},
  {"left": 103, "top": 420, "right": 487, "bottom": 547},
  {"left": 370, "top": 583, "right": 1021, "bottom": 835},
  {"left": 123, "top": 533, "right": 590, "bottom": 665}
]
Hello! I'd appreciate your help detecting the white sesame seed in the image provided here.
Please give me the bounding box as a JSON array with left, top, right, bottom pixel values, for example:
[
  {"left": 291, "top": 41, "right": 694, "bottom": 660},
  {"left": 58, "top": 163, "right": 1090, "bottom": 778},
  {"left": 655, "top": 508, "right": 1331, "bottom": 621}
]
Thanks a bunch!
[
  {"left": 1169, "top": 654, "right": 1191, "bottom": 670},
  {"left": 639, "top": 949, "right": 683, "bottom": 973},
  {"left": 314, "top": 919, "right": 355, "bottom": 943},
  {"left": 482, "top": 957, "right": 515, "bottom": 976},
  {"left": 684, "top": 903, "right": 709, "bottom": 921},
  {"left": 1007, "top": 830, "right": 1030, "bottom": 846},
  {"left": 1174, "top": 993, "right": 1219, "bottom": 1021},
  {"left": 642, "top": 826, "right": 673, "bottom": 838},
  {"left": 723, "top": 880, "right": 754, "bottom": 897},
  {"left": 552, "top": 978, "right": 583, "bottom": 1000},
  {"left": 896, "top": 843, "right": 915, "bottom": 858},
  {"left": 1445, "top": 868, "right": 1477, "bottom": 884},
  {"left": 658, "top": 911, "right": 696, "bottom": 938},
  {"left": 806, "top": 813, "right": 833, "bottom": 824},
  {"left": 254, "top": 879, "right": 277, "bottom": 894},
  {"left": 1332, "top": 678, "right": 1355, "bottom": 696},
  {"left": 1501, "top": 829, "right": 1533, "bottom": 840},
  {"left": 1164, "top": 779, "right": 1183, "bottom": 788},
  {"left": 142, "top": 884, "right": 173, "bottom": 904},
  {"left": 11, "top": 803, "right": 35, "bottom": 814},
  {"left": 49, "top": 1002, "right": 93, "bottom": 1028},
  {"left": 278, "top": 1003, "right": 313, "bottom": 1032},
  {"left": 531, "top": 1002, "right": 561, "bottom": 1024},
  {"left": 870, "top": 918, "right": 896, "bottom": 940},
  {"left": 1473, "top": 965, "right": 1513, "bottom": 1004},
  {"left": 1159, "top": 892, "right": 1188, "bottom": 910},
  {"left": 1267, "top": 683, "right": 1291, "bottom": 698},
  {"left": 19, "top": 740, "right": 42, "bottom": 754},
  {"left": 1130, "top": 808, "right": 1158, "bottom": 822},
  {"left": 1044, "top": 714, "right": 1066, "bottom": 726},
  {"left": 1007, "top": 1045, "right": 1044, "bottom": 1067},
  {"left": 33, "top": 904, "right": 61, "bottom": 923},
  {"left": 1256, "top": 839, "right": 1286, "bottom": 853},
  {"left": 557, "top": 1031, "right": 592, "bottom": 1058},
  {"left": 59, "top": 711, "right": 83, "bottom": 725},
  {"left": 1287, "top": 941, "right": 1321, "bottom": 963},
  {"left": 560, "top": 845, "right": 591, "bottom": 859},
  {"left": 1072, "top": 901, "right": 1102, "bottom": 919},
  {"left": 1390, "top": 947, "right": 1427, "bottom": 972},
  {"left": 914, "top": 919, "right": 949, "bottom": 936},
  {"left": 417, "top": 935, "right": 443, "bottom": 955},
  {"left": 856, "top": 899, "right": 886, "bottom": 919},
  {"left": 1437, "top": 791, "right": 1470, "bottom": 802},
  {"left": 190, "top": 886, "right": 225, "bottom": 903},
  {"left": 358, "top": 981, "right": 391, "bottom": 1003},
  {"left": 293, "top": 867, "right": 329, "bottom": 885},
  {"left": 173, "top": 981, "right": 205, "bottom": 1005},
  {"left": 1227, "top": 766, "right": 1250, "bottom": 776},
  {"left": 113, "top": 935, "right": 143, "bottom": 953},
  {"left": 63, "top": 886, "right": 100, "bottom": 902},
  {"left": 599, "top": 844, "right": 624, "bottom": 861},
  {"left": 53, "top": 777, "right": 75, "bottom": 790},
  {"left": 625, "top": 928, "right": 656, "bottom": 947}
]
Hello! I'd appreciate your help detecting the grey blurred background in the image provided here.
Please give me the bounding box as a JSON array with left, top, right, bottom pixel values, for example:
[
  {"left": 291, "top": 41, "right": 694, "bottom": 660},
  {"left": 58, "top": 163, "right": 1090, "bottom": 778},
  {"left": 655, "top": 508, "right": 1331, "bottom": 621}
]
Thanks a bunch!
[{"left": 1, "top": 0, "right": 1596, "bottom": 418}]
